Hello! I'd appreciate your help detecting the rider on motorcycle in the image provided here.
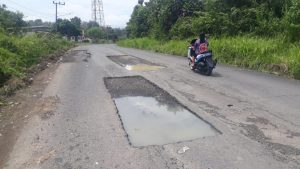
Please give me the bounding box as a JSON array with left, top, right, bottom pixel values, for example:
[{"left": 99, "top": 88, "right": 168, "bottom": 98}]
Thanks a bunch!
[
  {"left": 190, "top": 33, "right": 209, "bottom": 68},
  {"left": 195, "top": 32, "right": 209, "bottom": 64},
  {"left": 189, "top": 39, "right": 197, "bottom": 66}
]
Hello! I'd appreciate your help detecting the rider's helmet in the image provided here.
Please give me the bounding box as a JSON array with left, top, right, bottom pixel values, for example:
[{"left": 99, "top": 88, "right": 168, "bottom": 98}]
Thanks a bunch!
[
  {"left": 199, "top": 32, "right": 206, "bottom": 43},
  {"left": 190, "top": 39, "right": 197, "bottom": 46}
]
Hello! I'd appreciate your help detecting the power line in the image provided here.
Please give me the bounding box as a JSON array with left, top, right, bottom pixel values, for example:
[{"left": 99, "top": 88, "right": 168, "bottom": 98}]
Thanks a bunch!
[
  {"left": 0, "top": 0, "right": 53, "bottom": 20},
  {"left": 58, "top": 12, "right": 72, "bottom": 17},
  {"left": 5, "top": 0, "right": 52, "bottom": 17}
]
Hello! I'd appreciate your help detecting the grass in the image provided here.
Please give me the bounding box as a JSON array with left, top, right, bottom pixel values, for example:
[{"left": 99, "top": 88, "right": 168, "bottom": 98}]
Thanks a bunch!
[
  {"left": 117, "top": 37, "right": 300, "bottom": 79},
  {"left": 0, "top": 32, "right": 72, "bottom": 86}
]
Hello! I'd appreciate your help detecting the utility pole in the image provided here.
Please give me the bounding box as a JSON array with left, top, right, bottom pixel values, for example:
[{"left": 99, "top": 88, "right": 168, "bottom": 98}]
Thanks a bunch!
[{"left": 53, "top": 1, "right": 65, "bottom": 23}]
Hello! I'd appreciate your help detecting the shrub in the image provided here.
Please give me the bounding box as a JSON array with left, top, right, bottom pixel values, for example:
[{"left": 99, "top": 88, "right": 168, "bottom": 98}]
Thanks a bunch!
[
  {"left": 0, "top": 48, "right": 24, "bottom": 78},
  {"left": 0, "top": 32, "right": 71, "bottom": 85}
]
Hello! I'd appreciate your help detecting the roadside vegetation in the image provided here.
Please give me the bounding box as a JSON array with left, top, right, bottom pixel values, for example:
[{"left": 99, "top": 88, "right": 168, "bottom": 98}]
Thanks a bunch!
[
  {"left": 118, "top": 37, "right": 300, "bottom": 79},
  {"left": 118, "top": 0, "right": 300, "bottom": 79},
  {"left": 0, "top": 4, "right": 73, "bottom": 105}
]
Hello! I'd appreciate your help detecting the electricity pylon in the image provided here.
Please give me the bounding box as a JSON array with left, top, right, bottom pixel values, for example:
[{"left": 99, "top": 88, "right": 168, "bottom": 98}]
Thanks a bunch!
[{"left": 91, "top": 0, "right": 105, "bottom": 27}]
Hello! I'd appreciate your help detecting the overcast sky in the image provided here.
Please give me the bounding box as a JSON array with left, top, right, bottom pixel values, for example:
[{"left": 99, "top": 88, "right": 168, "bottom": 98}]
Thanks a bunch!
[{"left": 1, "top": 0, "right": 145, "bottom": 28}]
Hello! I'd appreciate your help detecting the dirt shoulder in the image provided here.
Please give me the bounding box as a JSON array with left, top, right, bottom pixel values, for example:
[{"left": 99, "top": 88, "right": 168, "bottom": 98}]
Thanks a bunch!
[{"left": 0, "top": 49, "right": 73, "bottom": 168}]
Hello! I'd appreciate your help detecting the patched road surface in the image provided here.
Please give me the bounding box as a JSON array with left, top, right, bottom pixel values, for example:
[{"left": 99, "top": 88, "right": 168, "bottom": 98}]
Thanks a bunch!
[{"left": 1, "top": 44, "right": 300, "bottom": 169}]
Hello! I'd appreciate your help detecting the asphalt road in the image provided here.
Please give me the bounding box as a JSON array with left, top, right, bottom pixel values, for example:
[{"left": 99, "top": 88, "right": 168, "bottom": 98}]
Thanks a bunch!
[{"left": 3, "top": 44, "right": 300, "bottom": 169}]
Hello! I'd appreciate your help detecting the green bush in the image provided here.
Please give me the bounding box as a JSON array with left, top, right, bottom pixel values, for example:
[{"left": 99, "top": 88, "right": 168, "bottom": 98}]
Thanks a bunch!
[
  {"left": 286, "top": 24, "right": 300, "bottom": 42},
  {"left": 0, "top": 33, "right": 18, "bottom": 53},
  {"left": 0, "top": 48, "right": 24, "bottom": 78}
]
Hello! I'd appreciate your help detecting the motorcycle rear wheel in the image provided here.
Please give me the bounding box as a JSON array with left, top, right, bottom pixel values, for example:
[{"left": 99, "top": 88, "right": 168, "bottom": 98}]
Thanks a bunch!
[{"left": 204, "top": 66, "right": 213, "bottom": 76}]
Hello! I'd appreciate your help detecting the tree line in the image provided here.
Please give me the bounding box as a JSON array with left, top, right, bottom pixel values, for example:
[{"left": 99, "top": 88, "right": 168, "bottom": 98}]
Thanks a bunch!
[
  {"left": 0, "top": 4, "right": 126, "bottom": 41},
  {"left": 126, "top": 0, "right": 300, "bottom": 42}
]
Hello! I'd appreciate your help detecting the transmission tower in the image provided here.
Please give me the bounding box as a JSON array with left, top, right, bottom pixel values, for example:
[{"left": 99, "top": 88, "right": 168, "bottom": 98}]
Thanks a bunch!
[{"left": 91, "top": 0, "right": 105, "bottom": 27}]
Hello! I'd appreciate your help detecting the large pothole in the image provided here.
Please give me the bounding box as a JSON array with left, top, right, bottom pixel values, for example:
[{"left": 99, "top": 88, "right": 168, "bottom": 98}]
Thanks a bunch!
[
  {"left": 104, "top": 76, "right": 219, "bottom": 147},
  {"left": 107, "top": 55, "right": 164, "bottom": 71}
]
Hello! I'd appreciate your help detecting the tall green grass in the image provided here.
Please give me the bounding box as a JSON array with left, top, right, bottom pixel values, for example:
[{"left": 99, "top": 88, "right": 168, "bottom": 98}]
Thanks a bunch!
[
  {"left": 0, "top": 32, "right": 72, "bottom": 85},
  {"left": 117, "top": 37, "right": 300, "bottom": 79}
]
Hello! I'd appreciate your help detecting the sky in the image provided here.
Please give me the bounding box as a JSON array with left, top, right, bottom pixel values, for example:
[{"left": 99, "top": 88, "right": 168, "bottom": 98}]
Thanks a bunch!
[{"left": 1, "top": 0, "right": 145, "bottom": 28}]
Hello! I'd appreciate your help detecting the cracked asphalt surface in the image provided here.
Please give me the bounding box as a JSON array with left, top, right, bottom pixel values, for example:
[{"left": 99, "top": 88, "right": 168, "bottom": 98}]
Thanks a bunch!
[{"left": 2, "top": 44, "right": 300, "bottom": 169}]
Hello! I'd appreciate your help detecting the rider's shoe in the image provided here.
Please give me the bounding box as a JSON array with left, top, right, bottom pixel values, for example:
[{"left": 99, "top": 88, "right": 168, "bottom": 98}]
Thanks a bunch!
[{"left": 192, "top": 62, "right": 196, "bottom": 68}]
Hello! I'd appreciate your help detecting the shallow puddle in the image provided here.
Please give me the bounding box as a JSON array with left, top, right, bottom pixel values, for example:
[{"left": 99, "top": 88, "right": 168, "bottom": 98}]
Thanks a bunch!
[
  {"left": 114, "top": 96, "right": 219, "bottom": 147},
  {"left": 125, "top": 64, "right": 164, "bottom": 71}
]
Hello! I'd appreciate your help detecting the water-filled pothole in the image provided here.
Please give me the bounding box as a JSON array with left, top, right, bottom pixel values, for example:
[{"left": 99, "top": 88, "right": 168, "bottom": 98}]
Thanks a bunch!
[
  {"left": 107, "top": 55, "right": 164, "bottom": 71},
  {"left": 115, "top": 96, "right": 218, "bottom": 147},
  {"left": 125, "top": 64, "right": 164, "bottom": 71},
  {"left": 104, "top": 76, "right": 219, "bottom": 147}
]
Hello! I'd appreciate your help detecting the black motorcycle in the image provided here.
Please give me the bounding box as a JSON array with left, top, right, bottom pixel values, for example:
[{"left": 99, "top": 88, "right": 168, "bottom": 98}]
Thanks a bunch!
[{"left": 188, "top": 50, "right": 217, "bottom": 76}]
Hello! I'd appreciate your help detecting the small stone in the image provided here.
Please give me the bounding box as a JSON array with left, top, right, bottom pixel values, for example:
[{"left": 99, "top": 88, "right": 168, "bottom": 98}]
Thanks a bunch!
[
  {"left": 95, "top": 162, "right": 99, "bottom": 165},
  {"left": 178, "top": 146, "right": 190, "bottom": 154}
]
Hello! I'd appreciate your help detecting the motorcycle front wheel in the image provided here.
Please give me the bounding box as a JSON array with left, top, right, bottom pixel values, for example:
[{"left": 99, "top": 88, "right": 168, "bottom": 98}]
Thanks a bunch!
[{"left": 188, "top": 60, "right": 195, "bottom": 70}]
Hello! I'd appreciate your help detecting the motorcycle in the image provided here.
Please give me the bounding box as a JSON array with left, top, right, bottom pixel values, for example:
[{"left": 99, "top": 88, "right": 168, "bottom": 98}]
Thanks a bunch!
[{"left": 188, "top": 47, "right": 217, "bottom": 76}]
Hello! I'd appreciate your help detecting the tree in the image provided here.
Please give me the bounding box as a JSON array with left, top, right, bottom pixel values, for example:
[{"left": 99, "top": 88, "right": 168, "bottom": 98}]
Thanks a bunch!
[
  {"left": 86, "top": 27, "right": 104, "bottom": 39},
  {"left": 55, "top": 19, "right": 81, "bottom": 37},
  {"left": 126, "top": 5, "right": 150, "bottom": 38},
  {"left": 284, "top": 0, "right": 300, "bottom": 42},
  {"left": 27, "top": 19, "right": 52, "bottom": 27},
  {"left": 126, "top": 0, "right": 299, "bottom": 41},
  {"left": 0, "top": 4, "right": 26, "bottom": 30},
  {"left": 71, "top": 17, "right": 81, "bottom": 29}
]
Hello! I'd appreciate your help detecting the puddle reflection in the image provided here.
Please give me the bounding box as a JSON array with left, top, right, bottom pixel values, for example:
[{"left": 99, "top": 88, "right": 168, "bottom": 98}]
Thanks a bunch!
[
  {"left": 125, "top": 64, "right": 164, "bottom": 71},
  {"left": 114, "top": 96, "right": 219, "bottom": 147}
]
